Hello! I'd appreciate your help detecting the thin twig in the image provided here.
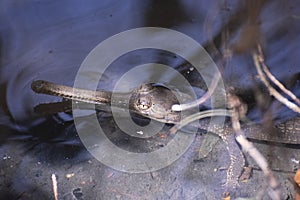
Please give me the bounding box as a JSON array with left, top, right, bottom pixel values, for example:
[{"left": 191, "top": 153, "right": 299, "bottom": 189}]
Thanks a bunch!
[
  {"left": 253, "top": 45, "right": 300, "bottom": 114},
  {"left": 228, "top": 92, "right": 281, "bottom": 200},
  {"left": 52, "top": 174, "right": 58, "bottom": 200},
  {"left": 172, "top": 71, "right": 221, "bottom": 111},
  {"left": 235, "top": 134, "right": 281, "bottom": 200},
  {"left": 172, "top": 1, "right": 230, "bottom": 112},
  {"left": 257, "top": 45, "right": 300, "bottom": 105}
]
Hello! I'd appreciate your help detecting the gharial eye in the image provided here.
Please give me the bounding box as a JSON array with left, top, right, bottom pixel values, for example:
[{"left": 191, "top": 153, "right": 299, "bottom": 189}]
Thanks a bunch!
[
  {"left": 138, "top": 104, "right": 150, "bottom": 110},
  {"left": 137, "top": 97, "right": 152, "bottom": 110}
]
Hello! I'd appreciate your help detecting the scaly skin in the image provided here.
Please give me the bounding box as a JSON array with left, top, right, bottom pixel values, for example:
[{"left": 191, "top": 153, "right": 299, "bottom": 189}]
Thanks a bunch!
[
  {"left": 31, "top": 80, "right": 300, "bottom": 189},
  {"left": 31, "top": 80, "right": 300, "bottom": 145}
]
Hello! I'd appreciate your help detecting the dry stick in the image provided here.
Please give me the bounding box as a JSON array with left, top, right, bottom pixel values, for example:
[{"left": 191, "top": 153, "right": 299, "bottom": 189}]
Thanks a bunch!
[
  {"left": 262, "top": 64, "right": 300, "bottom": 105},
  {"left": 172, "top": 2, "right": 228, "bottom": 112},
  {"left": 172, "top": 12, "right": 226, "bottom": 112},
  {"left": 252, "top": 45, "right": 300, "bottom": 198},
  {"left": 230, "top": 109, "right": 281, "bottom": 200},
  {"left": 172, "top": 71, "right": 221, "bottom": 111},
  {"left": 253, "top": 46, "right": 300, "bottom": 114},
  {"left": 258, "top": 46, "right": 300, "bottom": 105},
  {"left": 51, "top": 174, "right": 58, "bottom": 200},
  {"left": 235, "top": 134, "right": 281, "bottom": 200}
]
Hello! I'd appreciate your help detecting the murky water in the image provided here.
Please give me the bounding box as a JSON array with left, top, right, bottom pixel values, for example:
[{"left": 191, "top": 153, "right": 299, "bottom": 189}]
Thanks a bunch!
[{"left": 0, "top": 0, "right": 300, "bottom": 199}]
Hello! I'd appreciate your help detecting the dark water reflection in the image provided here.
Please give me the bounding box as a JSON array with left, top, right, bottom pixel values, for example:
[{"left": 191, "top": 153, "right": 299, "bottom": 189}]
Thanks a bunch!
[{"left": 0, "top": 0, "right": 300, "bottom": 199}]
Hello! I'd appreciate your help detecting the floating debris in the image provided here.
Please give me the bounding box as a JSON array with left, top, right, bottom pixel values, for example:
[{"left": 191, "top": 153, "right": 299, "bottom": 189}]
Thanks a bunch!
[
  {"left": 66, "top": 173, "right": 75, "bottom": 179},
  {"left": 137, "top": 131, "right": 144, "bottom": 135}
]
